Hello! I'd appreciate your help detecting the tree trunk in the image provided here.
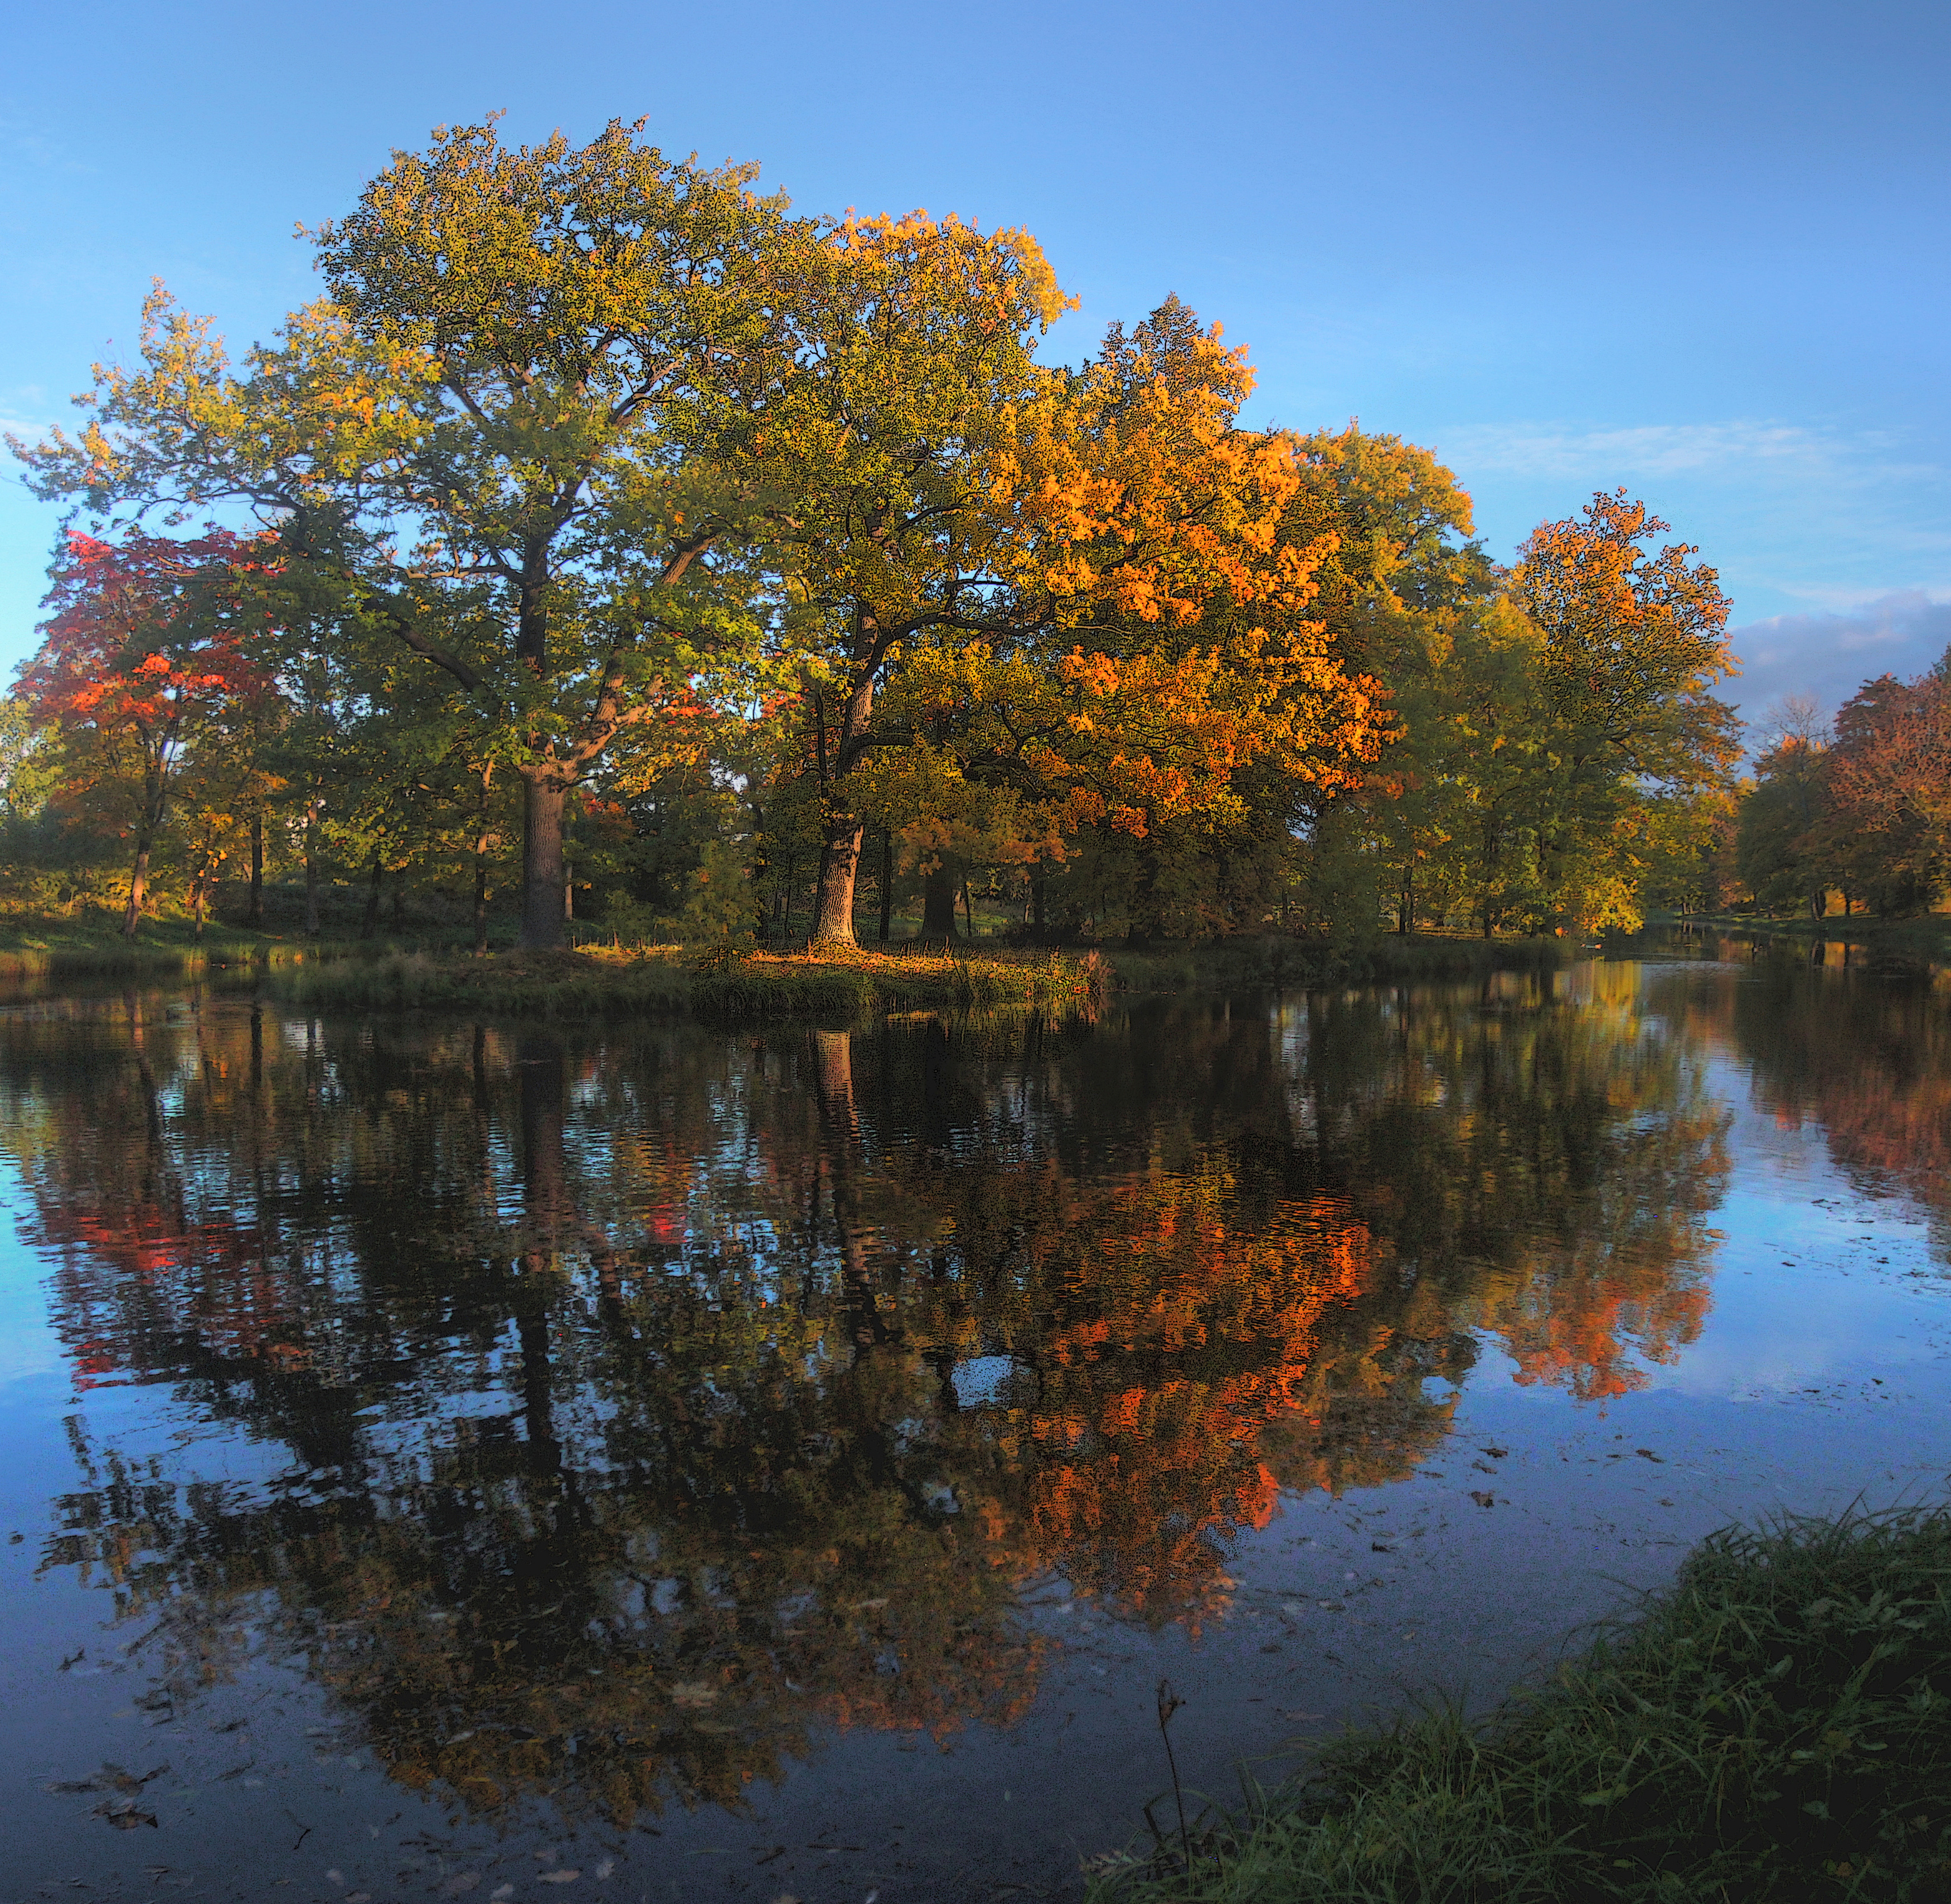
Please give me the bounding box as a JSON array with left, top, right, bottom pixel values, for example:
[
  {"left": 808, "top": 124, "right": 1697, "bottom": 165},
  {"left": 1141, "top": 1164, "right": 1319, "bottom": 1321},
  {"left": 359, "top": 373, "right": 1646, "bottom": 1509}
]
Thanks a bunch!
[
  {"left": 750, "top": 803, "right": 771, "bottom": 944},
  {"left": 474, "top": 848, "right": 491, "bottom": 955},
  {"left": 247, "top": 814, "right": 264, "bottom": 929},
  {"left": 810, "top": 818, "right": 865, "bottom": 944},
  {"left": 190, "top": 872, "right": 207, "bottom": 941},
  {"left": 923, "top": 864, "right": 958, "bottom": 938},
  {"left": 303, "top": 796, "right": 322, "bottom": 937},
  {"left": 521, "top": 772, "right": 570, "bottom": 952},
  {"left": 360, "top": 850, "right": 383, "bottom": 939},
  {"left": 877, "top": 827, "right": 894, "bottom": 943},
  {"left": 1125, "top": 843, "right": 1160, "bottom": 948},
  {"left": 960, "top": 878, "right": 973, "bottom": 939},
  {"left": 122, "top": 835, "right": 152, "bottom": 940},
  {"left": 808, "top": 665, "right": 879, "bottom": 948},
  {"left": 1031, "top": 864, "right": 1047, "bottom": 937}
]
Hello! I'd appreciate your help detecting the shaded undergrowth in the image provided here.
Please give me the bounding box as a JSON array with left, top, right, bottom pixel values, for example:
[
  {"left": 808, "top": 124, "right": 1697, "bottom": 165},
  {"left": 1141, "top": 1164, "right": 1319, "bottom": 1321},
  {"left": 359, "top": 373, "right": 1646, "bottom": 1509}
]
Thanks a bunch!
[
  {"left": 1093, "top": 1505, "right": 1951, "bottom": 1902},
  {"left": 1109, "top": 932, "right": 1578, "bottom": 994}
]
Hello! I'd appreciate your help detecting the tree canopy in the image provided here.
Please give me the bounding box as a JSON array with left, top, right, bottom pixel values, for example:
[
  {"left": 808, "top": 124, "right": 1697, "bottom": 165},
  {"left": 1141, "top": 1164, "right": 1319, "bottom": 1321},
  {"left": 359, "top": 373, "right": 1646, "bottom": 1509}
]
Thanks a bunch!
[{"left": 7, "top": 119, "right": 1749, "bottom": 949}]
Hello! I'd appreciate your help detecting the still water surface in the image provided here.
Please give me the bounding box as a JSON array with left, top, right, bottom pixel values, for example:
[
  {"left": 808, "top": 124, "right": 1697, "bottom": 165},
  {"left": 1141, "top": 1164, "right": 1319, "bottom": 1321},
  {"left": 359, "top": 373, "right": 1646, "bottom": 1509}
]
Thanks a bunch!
[{"left": 2, "top": 938, "right": 1949, "bottom": 1902}]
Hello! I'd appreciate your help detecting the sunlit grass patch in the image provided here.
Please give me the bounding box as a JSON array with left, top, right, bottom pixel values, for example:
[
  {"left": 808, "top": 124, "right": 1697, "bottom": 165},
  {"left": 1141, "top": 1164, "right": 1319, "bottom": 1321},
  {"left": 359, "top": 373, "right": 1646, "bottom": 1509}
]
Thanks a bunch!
[
  {"left": 687, "top": 943, "right": 1099, "bottom": 1018},
  {"left": 259, "top": 941, "right": 1106, "bottom": 1022},
  {"left": 1094, "top": 1504, "right": 1951, "bottom": 1903}
]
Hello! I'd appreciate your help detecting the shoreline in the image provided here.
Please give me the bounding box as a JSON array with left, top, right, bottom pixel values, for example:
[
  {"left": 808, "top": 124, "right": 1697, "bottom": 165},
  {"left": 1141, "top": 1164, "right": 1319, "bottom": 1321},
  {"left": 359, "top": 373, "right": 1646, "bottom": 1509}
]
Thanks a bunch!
[
  {"left": 1654, "top": 911, "right": 1951, "bottom": 968},
  {"left": 1088, "top": 1504, "right": 1951, "bottom": 1902},
  {"left": 0, "top": 921, "right": 1584, "bottom": 1018}
]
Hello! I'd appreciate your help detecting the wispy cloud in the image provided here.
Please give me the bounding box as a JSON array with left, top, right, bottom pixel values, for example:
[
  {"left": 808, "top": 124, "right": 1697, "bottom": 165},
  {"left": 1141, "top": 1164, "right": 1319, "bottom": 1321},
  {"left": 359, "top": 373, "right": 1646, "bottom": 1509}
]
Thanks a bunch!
[
  {"left": 0, "top": 387, "right": 59, "bottom": 439},
  {"left": 1435, "top": 417, "right": 1951, "bottom": 615},
  {"left": 1729, "top": 591, "right": 1951, "bottom": 724},
  {"left": 1435, "top": 419, "right": 1872, "bottom": 482}
]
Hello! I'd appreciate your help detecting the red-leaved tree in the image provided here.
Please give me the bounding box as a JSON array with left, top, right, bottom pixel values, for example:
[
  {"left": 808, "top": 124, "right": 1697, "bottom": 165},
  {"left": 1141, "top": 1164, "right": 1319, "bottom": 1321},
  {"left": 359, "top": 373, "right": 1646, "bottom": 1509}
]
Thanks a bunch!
[
  {"left": 19, "top": 530, "right": 271, "bottom": 937},
  {"left": 1826, "top": 662, "right": 1951, "bottom": 913}
]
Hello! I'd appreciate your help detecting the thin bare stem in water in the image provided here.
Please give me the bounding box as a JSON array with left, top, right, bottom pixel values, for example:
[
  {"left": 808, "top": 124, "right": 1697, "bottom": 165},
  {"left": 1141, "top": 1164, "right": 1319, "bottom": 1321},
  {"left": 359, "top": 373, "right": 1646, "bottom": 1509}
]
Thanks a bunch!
[{"left": 1156, "top": 1676, "right": 1191, "bottom": 1887}]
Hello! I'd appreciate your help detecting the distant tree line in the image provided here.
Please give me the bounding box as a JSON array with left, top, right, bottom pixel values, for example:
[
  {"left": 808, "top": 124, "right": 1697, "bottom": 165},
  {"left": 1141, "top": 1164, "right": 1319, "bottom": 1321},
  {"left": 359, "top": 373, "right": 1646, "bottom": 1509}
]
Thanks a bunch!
[
  {"left": 6, "top": 120, "right": 1740, "bottom": 948},
  {"left": 1733, "top": 657, "right": 1951, "bottom": 921}
]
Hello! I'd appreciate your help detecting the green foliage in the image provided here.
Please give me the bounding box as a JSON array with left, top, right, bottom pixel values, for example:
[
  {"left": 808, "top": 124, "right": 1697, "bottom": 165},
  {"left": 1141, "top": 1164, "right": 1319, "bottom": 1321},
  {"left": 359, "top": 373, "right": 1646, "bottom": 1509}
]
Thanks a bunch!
[{"left": 6, "top": 129, "right": 1755, "bottom": 956}]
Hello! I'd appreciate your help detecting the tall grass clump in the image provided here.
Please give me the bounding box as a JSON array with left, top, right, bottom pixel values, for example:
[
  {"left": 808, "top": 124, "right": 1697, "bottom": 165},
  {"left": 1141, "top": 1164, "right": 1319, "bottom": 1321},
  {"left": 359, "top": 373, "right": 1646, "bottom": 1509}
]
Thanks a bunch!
[{"left": 1093, "top": 1504, "right": 1951, "bottom": 1902}]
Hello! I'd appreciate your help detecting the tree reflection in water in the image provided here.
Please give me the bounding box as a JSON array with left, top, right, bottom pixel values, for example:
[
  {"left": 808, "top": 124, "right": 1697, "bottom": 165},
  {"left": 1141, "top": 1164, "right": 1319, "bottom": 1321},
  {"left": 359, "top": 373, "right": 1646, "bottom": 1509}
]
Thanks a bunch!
[
  {"left": 1670, "top": 949, "right": 1951, "bottom": 1253},
  {"left": 0, "top": 967, "right": 1728, "bottom": 1827}
]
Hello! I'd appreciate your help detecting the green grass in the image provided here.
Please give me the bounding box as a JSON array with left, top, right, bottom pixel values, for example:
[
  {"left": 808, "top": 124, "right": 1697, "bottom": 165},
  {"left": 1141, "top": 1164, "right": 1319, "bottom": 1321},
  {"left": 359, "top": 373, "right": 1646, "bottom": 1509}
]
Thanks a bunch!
[
  {"left": 0, "top": 908, "right": 302, "bottom": 978},
  {"left": 255, "top": 942, "right": 1109, "bottom": 1023},
  {"left": 1091, "top": 1504, "right": 1951, "bottom": 1903},
  {"left": 1108, "top": 932, "right": 1578, "bottom": 994}
]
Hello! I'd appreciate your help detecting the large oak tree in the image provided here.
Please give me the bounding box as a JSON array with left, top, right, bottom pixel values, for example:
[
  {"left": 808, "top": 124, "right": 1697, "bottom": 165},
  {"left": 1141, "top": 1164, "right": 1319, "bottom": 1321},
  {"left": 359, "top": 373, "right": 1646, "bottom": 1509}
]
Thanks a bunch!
[{"left": 16, "top": 120, "right": 802, "bottom": 948}]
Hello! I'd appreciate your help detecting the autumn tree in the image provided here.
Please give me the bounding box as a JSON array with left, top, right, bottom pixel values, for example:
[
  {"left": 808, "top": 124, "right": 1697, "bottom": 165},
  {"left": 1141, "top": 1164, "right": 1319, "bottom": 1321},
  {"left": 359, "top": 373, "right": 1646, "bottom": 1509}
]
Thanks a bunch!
[
  {"left": 1735, "top": 708, "right": 1836, "bottom": 918},
  {"left": 748, "top": 211, "right": 1072, "bottom": 944},
  {"left": 1504, "top": 490, "right": 1741, "bottom": 931},
  {"left": 14, "top": 120, "right": 802, "bottom": 949},
  {"left": 17, "top": 529, "right": 268, "bottom": 936},
  {"left": 1275, "top": 426, "right": 1491, "bottom": 933},
  {"left": 1824, "top": 660, "right": 1951, "bottom": 913},
  {"left": 774, "top": 288, "right": 1382, "bottom": 943}
]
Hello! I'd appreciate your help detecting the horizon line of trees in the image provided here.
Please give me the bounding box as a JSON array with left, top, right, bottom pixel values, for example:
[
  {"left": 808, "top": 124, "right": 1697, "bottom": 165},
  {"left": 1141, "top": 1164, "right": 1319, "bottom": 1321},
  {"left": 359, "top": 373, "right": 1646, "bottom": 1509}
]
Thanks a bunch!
[
  {"left": 1732, "top": 658, "right": 1951, "bottom": 923},
  {"left": 3, "top": 119, "right": 1748, "bottom": 951}
]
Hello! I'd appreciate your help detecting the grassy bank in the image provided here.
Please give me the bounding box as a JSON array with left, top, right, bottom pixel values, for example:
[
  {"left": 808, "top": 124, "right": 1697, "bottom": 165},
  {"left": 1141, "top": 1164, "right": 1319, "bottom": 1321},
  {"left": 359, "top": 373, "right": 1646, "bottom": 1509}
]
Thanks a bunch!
[
  {"left": 1109, "top": 931, "right": 1579, "bottom": 994},
  {"left": 0, "top": 910, "right": 297, "bottom": 978},
  {"left": 0, "top": 912, "right": 1579, "bottom": 1013},
  {"left": 259, "top": 942, "right": 1108, "bottom": 1021},
  {"left": 1093, "top": 1504, "right": 1951, "bottom": 1903}
]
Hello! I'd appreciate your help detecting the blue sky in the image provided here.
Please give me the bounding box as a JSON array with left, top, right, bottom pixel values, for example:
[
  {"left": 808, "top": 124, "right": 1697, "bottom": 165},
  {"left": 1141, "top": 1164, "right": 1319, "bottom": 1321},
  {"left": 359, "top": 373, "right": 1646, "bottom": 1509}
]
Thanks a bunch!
[{"left": 3, "top": 0, "right": 1947, "bottom": 723}]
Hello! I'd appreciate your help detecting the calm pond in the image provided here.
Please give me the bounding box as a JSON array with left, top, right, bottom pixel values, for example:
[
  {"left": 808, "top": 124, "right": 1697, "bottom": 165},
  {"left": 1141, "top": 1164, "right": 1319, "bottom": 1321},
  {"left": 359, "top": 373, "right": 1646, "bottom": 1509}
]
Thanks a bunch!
[{"left": 2, "top": 936, "right": 1949, "bottom": 1903}]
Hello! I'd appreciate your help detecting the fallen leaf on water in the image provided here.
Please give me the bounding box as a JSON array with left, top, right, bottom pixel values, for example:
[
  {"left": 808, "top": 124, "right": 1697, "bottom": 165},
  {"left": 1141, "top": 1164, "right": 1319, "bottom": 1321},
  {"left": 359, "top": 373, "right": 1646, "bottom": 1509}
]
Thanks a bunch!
[
  {"left": 1469, "top": 1491, "right": 1495, "bottom": 1508},
  {"left": 670, "top": 1681, "right": 720, "bottom": 1709},
  {"left": 1634, "top": 1448, "right": 1664, "bottom": 1462},
  {"left": 440, "top": 1878, "right": 481, "bottom": 1896},
  {"left": 96, "top": 1803, "right": 158, "bottom": 1830},
  {"left": 538, "top": 1872, "right": 581, "bottom": 1885}
]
